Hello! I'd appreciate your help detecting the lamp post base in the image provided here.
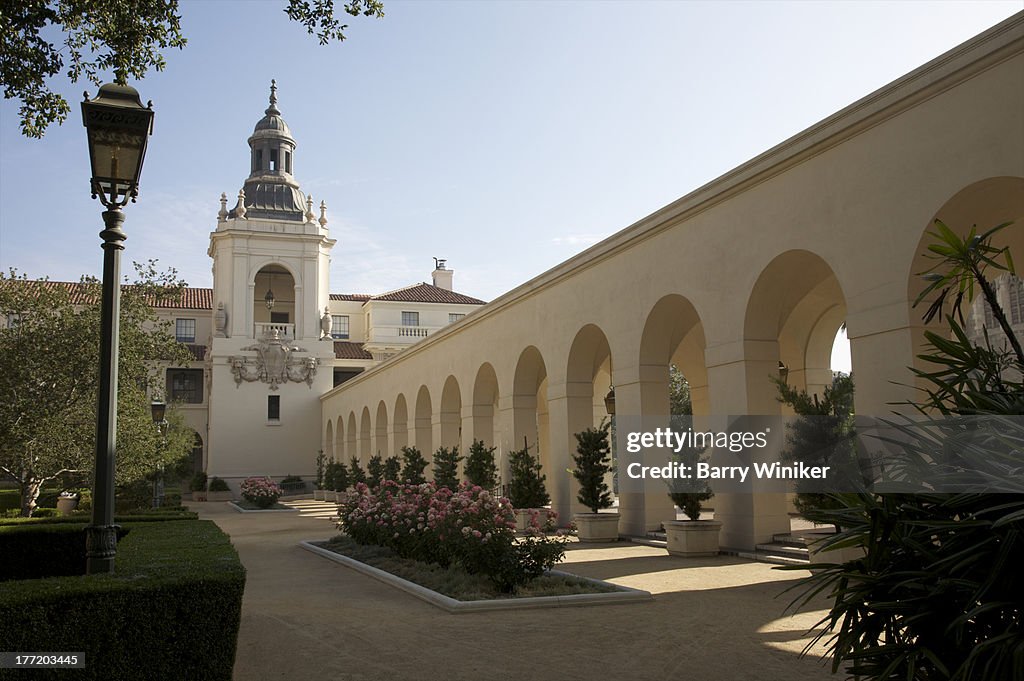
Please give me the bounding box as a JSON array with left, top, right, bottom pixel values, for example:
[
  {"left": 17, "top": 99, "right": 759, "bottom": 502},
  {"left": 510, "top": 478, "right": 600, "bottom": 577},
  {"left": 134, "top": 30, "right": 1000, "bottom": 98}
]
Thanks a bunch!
[{"left": 85, "top": 524, "right": 120, "bottom": 574}]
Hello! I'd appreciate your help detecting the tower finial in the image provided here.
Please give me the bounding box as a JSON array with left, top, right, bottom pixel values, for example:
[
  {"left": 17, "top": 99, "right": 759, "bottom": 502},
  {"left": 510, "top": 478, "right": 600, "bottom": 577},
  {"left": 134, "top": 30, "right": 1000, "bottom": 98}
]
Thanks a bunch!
[{"left": 266, "top": 79, "right": 280, "bottom": 115}]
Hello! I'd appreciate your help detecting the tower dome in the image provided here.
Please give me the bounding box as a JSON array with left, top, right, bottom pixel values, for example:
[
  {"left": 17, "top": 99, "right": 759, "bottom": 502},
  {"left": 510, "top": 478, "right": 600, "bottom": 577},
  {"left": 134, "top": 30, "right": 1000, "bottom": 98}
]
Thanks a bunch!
[{"left": 230, "top": 80, "right": 306, "bottom": 221}]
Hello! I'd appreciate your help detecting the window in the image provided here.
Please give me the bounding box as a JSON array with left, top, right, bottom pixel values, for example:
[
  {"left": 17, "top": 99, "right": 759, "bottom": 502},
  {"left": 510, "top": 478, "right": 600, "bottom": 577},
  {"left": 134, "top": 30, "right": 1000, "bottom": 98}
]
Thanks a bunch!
[
  {"left": 175, "top": 318, "right": 196, "bottom": 343},
  {"left": 167, "top": 369, "right": 203, "bottom": 404},
  {"left": 448, "top": 313, "right": 465, "bottom": 324},
  {"left": 270, "top": 311, "right": 289, "bottom": 324},
  {"left": 1010, "top": 277, "right": 1023, "bottom": 325},
  {"left": 285, "top": 150, "right": 292, "bottom": 174},
  {"left": 254, "top": 150, "right": 263, "bottom": 172},
  {"left": 401, "top": 311, "right": 419, "bottom": 327},
  {"left": 268, "top": 395, "right": 281, "bottom": 421},
  {"left": 984, "top": 301, "right": 996, "bottom": 330},
  {"left": 270, "top": 148, "right": 278, "bottom": 171},
  {"left": 331, "top": 315, "right": 350, "bottom": 339}
]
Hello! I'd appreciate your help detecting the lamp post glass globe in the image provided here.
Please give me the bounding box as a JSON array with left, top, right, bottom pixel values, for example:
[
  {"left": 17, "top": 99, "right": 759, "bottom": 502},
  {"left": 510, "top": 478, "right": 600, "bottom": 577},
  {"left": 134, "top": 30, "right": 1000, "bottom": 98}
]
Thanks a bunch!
[{"left": 81, "top": 84, "right": 154, "bottom": 208}]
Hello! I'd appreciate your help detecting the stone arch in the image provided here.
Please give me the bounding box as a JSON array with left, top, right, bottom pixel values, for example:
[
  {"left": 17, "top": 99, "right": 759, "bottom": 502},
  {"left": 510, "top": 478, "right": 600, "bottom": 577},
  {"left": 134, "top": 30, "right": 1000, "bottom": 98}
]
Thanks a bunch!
[
  {"left": 471, "top": 363, "right": 499, "bottom": 447},
  {"left": 564, "top": 324, "right": 616, "bottom": 517},
  {"left": 511, "top": 346, "right": 549, "bottom": 486},
  {"left": 744, "top": 250, "right": 847, "bottom": 413},
  {"left": 638, "top": 294, "right": 708, "bottom": 417},
  {"left": 359, "top": 407, "right": 372, "bottom": 460},
  {"left": 375, "top": 401, "right": 388, "bottom": 459},
  {"left": 346, "top": 412, "right": 357, "bottom": 463},
  {"left": 440, "top": 375, "right": 462, "bottom": 450},
  {"left": 393, "top": 394, "right": 409, "bottom": 454},
  {"left": 906, "top": 176, "right": 1024, "bottom": 385},
  {"left": 414, "top": 385, "right": 433, "bottom": 456},
  {"left": 324, "top": 419, "right": 334, "bottom": 461},
  {"left": 334, "top": 416, "right": 344, "bottom": 461},
  {"left": 252, "top": 262, "right": 298, "bottom": 340}
]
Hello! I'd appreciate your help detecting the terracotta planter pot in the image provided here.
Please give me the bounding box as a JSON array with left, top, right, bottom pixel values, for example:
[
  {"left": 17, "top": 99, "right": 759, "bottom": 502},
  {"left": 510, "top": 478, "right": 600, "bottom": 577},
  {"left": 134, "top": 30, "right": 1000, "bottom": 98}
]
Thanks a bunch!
[
  {"left": 574, "top": 512, "right": 620, "bottom": 542},
  {"left": 664, "top": 520, "right": 722, "bottom": 557}
]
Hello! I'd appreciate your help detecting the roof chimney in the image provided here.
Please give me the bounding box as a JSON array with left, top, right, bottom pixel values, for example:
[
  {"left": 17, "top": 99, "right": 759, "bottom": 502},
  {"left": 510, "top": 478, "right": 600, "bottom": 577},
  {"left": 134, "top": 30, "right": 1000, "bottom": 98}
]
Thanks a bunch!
[{"left": 432, "top": 258, "right": 453, "bottom": 291}]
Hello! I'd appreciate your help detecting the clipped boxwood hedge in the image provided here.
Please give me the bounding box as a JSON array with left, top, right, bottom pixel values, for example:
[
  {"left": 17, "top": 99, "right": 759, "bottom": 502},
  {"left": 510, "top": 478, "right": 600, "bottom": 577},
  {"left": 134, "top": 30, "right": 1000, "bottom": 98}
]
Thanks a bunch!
[
  {"left": 0, "top": 523, "right": 130, "bottom": 581},
  {"left": 0, "top": 511, "right": 198, "bottom": 527},
  {"left": 0, "top": 520, "right": 246, "bottom": 680}
]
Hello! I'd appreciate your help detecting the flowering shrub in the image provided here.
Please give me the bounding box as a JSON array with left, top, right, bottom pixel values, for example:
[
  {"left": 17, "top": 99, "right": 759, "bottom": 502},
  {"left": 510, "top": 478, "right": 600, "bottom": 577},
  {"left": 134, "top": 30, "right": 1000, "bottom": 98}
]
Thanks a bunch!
[
  {"left": 240, "top": 476, "right": 282, "bottom": 508},
  {"left": 338, "top": 481, "right": 568, "bottom": 592}
]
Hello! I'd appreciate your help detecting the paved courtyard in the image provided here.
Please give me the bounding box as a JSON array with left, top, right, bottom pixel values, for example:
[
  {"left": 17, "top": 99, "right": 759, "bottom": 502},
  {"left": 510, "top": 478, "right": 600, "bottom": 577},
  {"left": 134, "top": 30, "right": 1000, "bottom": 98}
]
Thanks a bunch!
[{"left": 194, "top": 500, "right": 839, "bottom": 681}]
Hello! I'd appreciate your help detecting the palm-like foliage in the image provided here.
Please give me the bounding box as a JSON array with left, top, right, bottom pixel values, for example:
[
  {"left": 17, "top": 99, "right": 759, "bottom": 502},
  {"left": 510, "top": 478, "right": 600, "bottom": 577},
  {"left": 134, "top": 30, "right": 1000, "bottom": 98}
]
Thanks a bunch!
[{"left": 783, "top": 221, "right": 1023, "bottom": 681}]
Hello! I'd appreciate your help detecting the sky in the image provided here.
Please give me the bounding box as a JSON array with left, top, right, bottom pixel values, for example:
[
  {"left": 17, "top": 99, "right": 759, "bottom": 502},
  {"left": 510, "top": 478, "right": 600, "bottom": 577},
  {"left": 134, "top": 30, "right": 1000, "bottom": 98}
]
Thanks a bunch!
[{"left": 1, "top": 0, "right": 1021, "bottom": 373}]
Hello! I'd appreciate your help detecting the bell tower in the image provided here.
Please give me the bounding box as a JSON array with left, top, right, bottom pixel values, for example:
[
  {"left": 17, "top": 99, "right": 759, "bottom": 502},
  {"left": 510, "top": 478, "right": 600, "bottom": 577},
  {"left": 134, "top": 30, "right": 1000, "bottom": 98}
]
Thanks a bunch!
[{"left": 205, "top": 81, "right": 337, "bottom": 486}]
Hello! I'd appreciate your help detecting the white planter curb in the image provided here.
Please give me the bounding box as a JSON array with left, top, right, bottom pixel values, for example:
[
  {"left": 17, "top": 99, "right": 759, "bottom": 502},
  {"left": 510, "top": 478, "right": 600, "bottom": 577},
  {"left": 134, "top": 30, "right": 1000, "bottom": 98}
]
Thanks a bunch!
[
  {"left": 299, "top": 540, "right": 653, "bottom": 613},
  {"left": 228, "top": 501, "right": 300, "bottom": 513}
]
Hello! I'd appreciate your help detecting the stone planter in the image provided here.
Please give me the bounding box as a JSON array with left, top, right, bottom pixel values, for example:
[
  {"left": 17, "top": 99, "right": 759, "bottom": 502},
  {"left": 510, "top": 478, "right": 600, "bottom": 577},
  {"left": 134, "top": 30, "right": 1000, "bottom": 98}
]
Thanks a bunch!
[
  {"left": 514, "top": 508, "right": 548, "bottom": 532},
  {"left": 314, "top": 489, "right": 326, "bottom": 501},
  {"left": 574, "top": 512, "right": 620, "bottom": 542},
  {"left": 206, "top": 490, "right": 234, "bottom": 502},
  {"left": 192, "top": 491, "right": 208, "bottom": 502},
  {"left": 664, "top": 520, "right": 722, "bottom": 557},
  {"left": 56, "top": 496, "right": 79, "bottom": 515}
]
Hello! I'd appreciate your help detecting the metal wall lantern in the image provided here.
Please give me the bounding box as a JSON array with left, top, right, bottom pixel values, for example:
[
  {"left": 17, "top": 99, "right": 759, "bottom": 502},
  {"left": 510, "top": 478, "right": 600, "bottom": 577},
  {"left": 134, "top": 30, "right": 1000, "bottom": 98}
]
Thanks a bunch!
[
  {"left": 265, "top": 272, "right": 276, "bottom": 310},
  {"left": 150, "top": 399, "right": 167, "bottom": 427},
  {"left": 604, "top": 386, "right": 616, "bottom": 416},
  {"left": 81, "top": 84, "right": 154, "bottom": 208}
]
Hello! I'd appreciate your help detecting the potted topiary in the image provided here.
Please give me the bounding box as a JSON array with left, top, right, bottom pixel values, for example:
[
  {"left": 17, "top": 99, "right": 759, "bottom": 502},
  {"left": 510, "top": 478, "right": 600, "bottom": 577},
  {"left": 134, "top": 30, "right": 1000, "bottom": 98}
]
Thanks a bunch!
[
  {"left": 508, "top": 439, "right": 551, "bottom": 531},
  {"left": 190, "top": 471, "right": 208, "bottom": 502},
  {"left": 207, "top": 476, "right": 233, "bottom": 502},
  {"left": 314, "top": 450, "right": 327, "bottom": 500},
  {"left": 572, "top": 420, "right": 619, "bottom": 542},
  {"left": 663, "top": 443, "right": 720, "bottom": 557}
]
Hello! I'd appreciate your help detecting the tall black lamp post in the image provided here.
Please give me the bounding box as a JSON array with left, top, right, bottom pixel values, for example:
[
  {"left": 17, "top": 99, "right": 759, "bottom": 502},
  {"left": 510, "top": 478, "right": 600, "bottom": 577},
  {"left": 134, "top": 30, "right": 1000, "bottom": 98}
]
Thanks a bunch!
[{"left": 82, "top": 84, "right": 154, "bottom": 574}]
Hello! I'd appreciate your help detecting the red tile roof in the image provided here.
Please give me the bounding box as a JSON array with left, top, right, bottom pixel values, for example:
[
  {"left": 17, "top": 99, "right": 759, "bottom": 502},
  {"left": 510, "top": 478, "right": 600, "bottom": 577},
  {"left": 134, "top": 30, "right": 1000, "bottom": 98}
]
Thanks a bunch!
[
  {"left": 2, "top": 280, "right": 213, "bottom": 310},
  {"left": 334, "top": 341, "right": 373, "bottom": 360},
  {"left": 7, "top": 281, "right": 484, "bottom": 310},
  {"left": 369, "top": 283, "right": 485, "bottom": 305}
]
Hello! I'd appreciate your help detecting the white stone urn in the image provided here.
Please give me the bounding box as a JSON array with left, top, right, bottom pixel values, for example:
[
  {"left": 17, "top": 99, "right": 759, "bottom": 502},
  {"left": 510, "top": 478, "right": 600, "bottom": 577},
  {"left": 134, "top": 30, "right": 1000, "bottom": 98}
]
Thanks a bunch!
[
  {"left": 664, "top": 520, "right": 722, "bottom": 557},
  {"left": 574, "top": 512, "right": 620, "bottom": 542},
  {"left": 56, "top": 495, "right": 79, "bottom": 515}
]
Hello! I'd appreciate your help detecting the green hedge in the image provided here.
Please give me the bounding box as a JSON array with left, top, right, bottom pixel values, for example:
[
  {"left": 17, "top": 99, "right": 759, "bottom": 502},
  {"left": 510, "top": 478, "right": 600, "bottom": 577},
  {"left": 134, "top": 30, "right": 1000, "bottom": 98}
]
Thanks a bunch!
[
  {"left": 0, "top": 524, "right": 130, "bottom": 581},
  {"left": 0, "top": 520, "right": 246, "bottom": 681},
  {"left": 0, "top": 510, "right": 198, "bottom": 527}
]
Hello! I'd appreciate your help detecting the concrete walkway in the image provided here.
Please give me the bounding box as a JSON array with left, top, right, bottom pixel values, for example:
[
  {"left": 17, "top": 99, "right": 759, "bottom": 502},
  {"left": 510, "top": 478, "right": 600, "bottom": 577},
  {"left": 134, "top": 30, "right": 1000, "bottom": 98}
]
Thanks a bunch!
[{"left": 193, "top": 500, "right": 839, "bottom": 681}]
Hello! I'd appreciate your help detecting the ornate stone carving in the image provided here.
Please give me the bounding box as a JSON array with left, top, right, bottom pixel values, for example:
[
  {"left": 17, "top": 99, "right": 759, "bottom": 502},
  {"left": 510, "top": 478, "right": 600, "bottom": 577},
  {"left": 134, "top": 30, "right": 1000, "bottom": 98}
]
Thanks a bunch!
[
  {"left": 214, "top": 301, "right": 228, "bottom": 338},
  {"left": 320, "top": 306, "right": 332, "bottom": 340},
  {"left": 229, "top": 329, "right": 318, "bottom": 390}
]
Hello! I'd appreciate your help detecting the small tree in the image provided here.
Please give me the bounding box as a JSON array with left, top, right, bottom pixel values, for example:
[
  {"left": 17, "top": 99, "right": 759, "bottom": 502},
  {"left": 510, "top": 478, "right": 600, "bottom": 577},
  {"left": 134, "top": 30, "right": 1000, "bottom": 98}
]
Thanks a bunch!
[
  {"left": 572, "top": 420, "right": 613, "bottom": 514},
  {"left": 507, "top": 439, "right": 549, "bottom": 509},
  {"left": 667, "top": 443, "right": 714, "bottom": 521},
  {"left": 327, "top": 459, "right": 349, "bottom": 492},
  {"left": 399, "top": 446, "right": 428, "bottom": 485},
  {"left": 383, "top": 455, "right": 401, "bottom": 483},
  {"left": 349, "top": 456, "right": 367, "bottom": 487},
  {"left": 432, "top": 445, "right": 462, "bottom": 490},
  {"left": 774, "top": 373, "right": 862, "bottom": 520},
  {"left": 315, "top": 450, "right": 326, "bottom": 490},
  {"left": 465, "top": 439, "right": 498, "bottom": 490},
  {"left": 367, "top": 454, "right": 384, "bottom": 488}
]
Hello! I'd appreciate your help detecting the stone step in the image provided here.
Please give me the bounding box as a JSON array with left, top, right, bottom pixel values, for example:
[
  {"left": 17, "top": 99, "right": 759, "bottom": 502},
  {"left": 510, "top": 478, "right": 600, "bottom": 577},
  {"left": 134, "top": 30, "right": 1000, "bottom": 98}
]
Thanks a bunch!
[
  {"left": 755, "top": 543, "right": 809, "bottom": 560},
  {"left": 740, "top": 550, "right": 810, "bottom": 566}
]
